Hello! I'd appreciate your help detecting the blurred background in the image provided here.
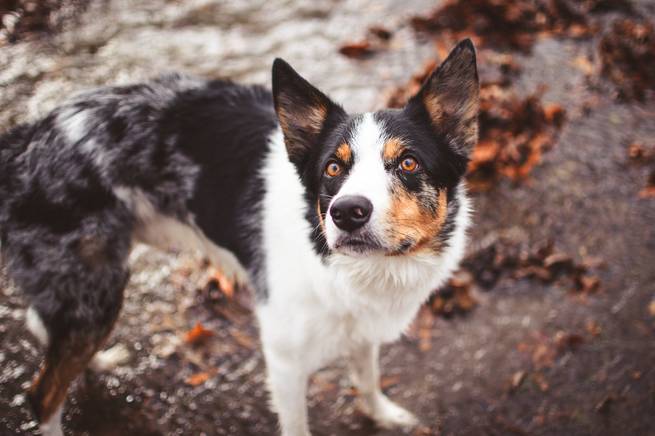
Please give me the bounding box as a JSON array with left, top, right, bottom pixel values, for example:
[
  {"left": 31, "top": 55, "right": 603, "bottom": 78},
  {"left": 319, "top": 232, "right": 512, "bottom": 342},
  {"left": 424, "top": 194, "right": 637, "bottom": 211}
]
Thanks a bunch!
[{"left": 1, "top": 0, "right": 654, "bottom": 435}]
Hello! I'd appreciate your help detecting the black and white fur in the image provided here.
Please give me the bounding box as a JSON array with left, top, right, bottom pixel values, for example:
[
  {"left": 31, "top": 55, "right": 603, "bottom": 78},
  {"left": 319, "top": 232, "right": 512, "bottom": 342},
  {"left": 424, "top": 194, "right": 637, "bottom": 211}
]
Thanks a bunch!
[{"left": 0, "top": 40, "right": 479, "bottom": 435}]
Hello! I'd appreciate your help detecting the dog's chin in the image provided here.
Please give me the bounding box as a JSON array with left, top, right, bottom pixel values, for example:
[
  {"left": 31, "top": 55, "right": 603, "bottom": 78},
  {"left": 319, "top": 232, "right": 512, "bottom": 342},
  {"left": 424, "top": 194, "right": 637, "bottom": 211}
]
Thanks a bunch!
[{"left": 332, "top": 234, "right": 383, "bottom": 256}]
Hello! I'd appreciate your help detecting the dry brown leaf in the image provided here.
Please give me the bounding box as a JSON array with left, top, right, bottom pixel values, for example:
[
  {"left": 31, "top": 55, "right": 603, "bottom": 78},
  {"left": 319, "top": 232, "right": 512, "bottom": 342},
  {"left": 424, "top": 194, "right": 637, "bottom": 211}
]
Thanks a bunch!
[
  {"left": 532, "top": 372, "right": 550, "bottom": 392},
  {"left": 380, "top": 375, "right": 400, "bottom": 389},
  {"left": 585, "top": 319, "right": 602, "bottom": 337},
  {"left": 639, "top": 170, "right": 655, "bottom": 198},
  {"left": 554, "top": 331, "right": 585, "bottom": 352},
  {"left": 185, "top": 371, "right": 213, "bottom": 386},
  {"left": 338, "top": 41, "right": 375, "bottom": 59},
  {"left": 572, "top": 55, "right": 595, "bottom": 75},
  {"left": 600, "top": 19, "right": 655, "bottom": 101},
  {"left": 368, "top": 25, "right": 393, "bottom": 41},
  {"left": 532, "top": 343, "right": 556, "bottom": 369},
  {"left": 184, "top": 322, "right": 214, "bottom": 345},
  {"left": 628, "top": 142, "right": 655, "bottom": 162},
  {"left": 577, "top": 275, "right": 601, "bottom": 293}
]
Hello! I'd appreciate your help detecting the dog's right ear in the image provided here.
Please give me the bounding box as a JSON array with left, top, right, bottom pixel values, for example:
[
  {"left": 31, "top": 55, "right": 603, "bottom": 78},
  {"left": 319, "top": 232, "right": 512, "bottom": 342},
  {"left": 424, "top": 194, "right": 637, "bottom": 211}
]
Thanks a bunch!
[{"left": 272, "top": 58, "right": 345, "bottom": 170}]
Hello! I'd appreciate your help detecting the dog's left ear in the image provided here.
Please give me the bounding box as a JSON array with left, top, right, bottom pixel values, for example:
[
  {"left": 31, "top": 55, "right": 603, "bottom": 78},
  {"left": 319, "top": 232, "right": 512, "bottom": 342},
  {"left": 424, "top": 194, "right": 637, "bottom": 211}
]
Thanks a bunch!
[
  {"left": 272, "top": 58, "right": 345, "bottom": 171},
  {"left": 405, "top": 39, "right": 479, "bottom": 158}
]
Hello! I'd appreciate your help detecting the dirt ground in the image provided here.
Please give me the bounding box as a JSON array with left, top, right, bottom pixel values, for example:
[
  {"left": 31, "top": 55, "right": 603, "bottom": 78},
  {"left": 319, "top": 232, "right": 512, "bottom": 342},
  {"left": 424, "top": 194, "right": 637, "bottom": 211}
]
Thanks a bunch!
[{"left": 1, "top": 1, "right": 655, "bottom": 435}]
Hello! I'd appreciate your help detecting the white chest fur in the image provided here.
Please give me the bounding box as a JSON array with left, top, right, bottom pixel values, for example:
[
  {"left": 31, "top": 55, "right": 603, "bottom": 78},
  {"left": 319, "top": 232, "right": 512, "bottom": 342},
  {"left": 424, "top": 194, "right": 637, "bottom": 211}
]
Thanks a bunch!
[{"left": 256, "top": 131, "right": 470, "bottom": 373}]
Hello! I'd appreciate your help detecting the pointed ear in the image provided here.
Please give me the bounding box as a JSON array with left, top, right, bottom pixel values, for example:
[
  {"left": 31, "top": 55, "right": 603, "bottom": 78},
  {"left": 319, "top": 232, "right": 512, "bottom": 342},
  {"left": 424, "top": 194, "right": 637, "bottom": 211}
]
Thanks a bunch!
[
  {"left": 272, "top": 58, "right": 345, "bottom": 169},
  {"left": 405, "top": 39, "right": 479, "bottom": 157}
]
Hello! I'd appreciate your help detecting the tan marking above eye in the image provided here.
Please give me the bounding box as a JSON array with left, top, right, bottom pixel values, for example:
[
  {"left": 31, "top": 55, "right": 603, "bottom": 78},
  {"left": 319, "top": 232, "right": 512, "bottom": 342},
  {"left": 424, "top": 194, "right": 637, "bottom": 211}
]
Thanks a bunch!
[
  {"left": 335, "top": 143, "right": 352, "bottom": 163},
  {"left": 399, "top": 156, "right": 419, "bottom": 173},
  {"left": 325, "top": 160, "right": 342, "bottom": 177},
  {"left": 383, "top": 137, "right": 404, "bottom": 161}
]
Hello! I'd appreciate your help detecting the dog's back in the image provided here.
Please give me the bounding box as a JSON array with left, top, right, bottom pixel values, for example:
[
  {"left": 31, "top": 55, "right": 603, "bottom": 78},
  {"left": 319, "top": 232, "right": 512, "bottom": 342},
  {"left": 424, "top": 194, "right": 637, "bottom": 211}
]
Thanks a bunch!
[{"left": 0, "top": 74, "right": 275, "bottom": 433}]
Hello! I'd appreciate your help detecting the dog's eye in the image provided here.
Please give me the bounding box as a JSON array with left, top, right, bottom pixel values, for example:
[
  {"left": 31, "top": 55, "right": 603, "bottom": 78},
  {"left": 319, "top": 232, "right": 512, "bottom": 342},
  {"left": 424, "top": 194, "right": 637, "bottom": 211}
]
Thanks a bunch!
[
  {"left": 399, "top": 156, "right": 419, "bottom": 173},
  {"left": 325, "top": 160, "right": 342, "bottom": 177}
]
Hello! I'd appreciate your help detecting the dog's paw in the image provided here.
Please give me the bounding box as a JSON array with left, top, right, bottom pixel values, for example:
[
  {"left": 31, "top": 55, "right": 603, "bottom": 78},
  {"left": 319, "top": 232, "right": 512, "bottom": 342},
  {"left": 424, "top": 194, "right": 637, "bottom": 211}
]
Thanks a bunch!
[
  {"left": 217, "top": 249, "right": 250, "bottom": 291},
  {"left": 39, "top": 406, "right": 64, "bottom": 436},
  {"left": 89, "top": 343, "right": 131, "bottom": 372},
  {"left": 364, "top": 395, "right": 419, "bottom": 430}
]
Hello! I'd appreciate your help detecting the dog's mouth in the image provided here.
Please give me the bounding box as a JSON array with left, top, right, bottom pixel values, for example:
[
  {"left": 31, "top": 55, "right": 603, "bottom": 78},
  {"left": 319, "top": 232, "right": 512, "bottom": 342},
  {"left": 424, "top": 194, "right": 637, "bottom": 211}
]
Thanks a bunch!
[{"left": 333, "top": 233, "right": 383, "bottom": 255}]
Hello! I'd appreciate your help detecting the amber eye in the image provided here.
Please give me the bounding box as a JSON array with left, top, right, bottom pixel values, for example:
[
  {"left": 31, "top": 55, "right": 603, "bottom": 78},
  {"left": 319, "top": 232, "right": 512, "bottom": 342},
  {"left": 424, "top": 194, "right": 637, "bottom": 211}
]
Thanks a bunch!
[
  {"left": 399, "top": 156, "right": 419, "bottom": 173},
  {"left": 325, "top": 160, "right": 342, "bottom": 177}
]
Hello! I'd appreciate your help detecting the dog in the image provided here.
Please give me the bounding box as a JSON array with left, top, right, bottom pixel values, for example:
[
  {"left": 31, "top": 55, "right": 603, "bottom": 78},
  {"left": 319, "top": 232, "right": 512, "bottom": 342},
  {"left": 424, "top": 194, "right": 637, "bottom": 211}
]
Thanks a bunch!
[{"left": 0, "top": 39, "right": 478, "bottom": 435}]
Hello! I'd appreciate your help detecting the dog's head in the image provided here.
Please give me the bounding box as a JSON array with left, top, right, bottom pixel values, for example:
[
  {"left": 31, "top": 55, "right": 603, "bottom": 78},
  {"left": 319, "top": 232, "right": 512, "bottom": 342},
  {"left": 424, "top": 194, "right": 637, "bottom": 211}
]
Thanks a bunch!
[{"left": 272, "top": 39, "right": 479, "bottom": 258}]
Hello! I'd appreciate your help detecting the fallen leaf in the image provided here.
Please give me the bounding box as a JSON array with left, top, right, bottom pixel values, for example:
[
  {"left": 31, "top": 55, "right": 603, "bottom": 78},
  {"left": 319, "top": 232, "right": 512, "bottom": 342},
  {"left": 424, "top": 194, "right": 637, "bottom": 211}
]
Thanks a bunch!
[
  {"left": 532, "top": 372, "right": 549, "bottom": 392},
  {"left": 585, "top": 319, "right": 602, "bottom": 337},
  {"left": 184, "top": 322, "right": 214, "bottom": 345},
  {"left": 600, "top": 19, "right": 655, "bottom": 101},
  {"left": 368, "top": 25, "right": 393, "bottom": 40},
  {"left": 576, "top": 275, "right": 601, "bottom": 293},
  {"left": 572, "top": 55, "right": 595, "bottom": 75},
  {"left": 185, "top": 371, "right": 212, "bottom": 386},
  {"left": 639, "top": 185, "right": 655, "bottom": 198},
  {"left": 554, "top": 331, "right": 585, "bottom": 352},
  {"left": 380, "top": 375, "right": 400, "bottom": 389},
  {"left": 543, "top": 252, "right": 574, "bottom": 272},
  {"left": 338, "top": 41, "right": 375, "bottom": 59},
  {"left": 628, "top": 142, "right": 655, "bottom": 162},
  {"left": 639, "top": 171, "right": 655, "bottom": 198},
  {"left": 532, "top": 343, "right": 556, "bottom": 369}
]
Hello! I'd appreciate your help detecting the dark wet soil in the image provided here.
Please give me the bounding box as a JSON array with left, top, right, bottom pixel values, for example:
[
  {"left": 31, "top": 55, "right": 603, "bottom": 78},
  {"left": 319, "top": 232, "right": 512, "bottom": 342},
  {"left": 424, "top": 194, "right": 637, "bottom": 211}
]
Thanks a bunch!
[{"left": 1, "top": 1, "right": 655, "bottom": 435}]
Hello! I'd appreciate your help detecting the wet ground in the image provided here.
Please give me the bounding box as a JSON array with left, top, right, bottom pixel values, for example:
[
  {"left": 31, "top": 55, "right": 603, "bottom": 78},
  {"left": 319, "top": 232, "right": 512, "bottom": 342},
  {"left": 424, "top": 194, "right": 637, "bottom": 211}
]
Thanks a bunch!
[{"left": 1, "top": 0, "right": 655, "bottom": 435}]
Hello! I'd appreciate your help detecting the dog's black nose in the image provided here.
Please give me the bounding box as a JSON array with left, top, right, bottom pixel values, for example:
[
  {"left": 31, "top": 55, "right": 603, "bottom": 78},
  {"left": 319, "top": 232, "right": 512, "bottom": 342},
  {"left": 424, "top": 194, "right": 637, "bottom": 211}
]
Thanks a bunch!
[{"left": 330, "top": 195, "right": 373, "bottom": 232}]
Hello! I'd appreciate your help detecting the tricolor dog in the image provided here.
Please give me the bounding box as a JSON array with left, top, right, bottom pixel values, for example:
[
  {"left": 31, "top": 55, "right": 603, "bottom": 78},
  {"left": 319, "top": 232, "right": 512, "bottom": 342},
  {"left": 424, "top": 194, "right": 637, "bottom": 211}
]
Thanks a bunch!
[{"left": 0, "top": 39, "right": 479, "bottom": 435}]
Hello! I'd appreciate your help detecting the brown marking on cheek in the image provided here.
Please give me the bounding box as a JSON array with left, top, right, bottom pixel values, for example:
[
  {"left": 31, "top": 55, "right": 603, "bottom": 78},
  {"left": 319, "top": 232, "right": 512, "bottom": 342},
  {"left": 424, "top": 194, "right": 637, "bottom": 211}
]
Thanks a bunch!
[
  {"left": 386, "top": 187, "right": 448, "bottom": 254},
  {"left": 382, "top": 137, "right": 405, "bottom": 162},
  {"left": 335, "top": 143, "right": 352, "bottom": 163}
]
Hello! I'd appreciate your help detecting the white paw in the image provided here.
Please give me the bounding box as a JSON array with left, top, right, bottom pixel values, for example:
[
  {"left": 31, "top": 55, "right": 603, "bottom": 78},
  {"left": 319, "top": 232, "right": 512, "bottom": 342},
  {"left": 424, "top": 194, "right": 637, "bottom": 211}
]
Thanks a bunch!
[
  {"left": 218, "top": 250, "right": 250, "bottom": 290},
  {"left": 89, "top": 343, "right": 131, "bottom": 372},
  {"left": 365, "top": 395, "right": 419, "bottom": 430},
  {"left": 40, "top": 406, "right": 64, "bottom": 436}
]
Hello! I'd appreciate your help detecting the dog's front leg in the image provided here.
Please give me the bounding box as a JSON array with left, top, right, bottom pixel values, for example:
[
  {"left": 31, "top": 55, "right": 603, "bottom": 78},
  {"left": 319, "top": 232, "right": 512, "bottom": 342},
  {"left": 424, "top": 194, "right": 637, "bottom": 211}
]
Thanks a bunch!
[
  {"left": 264, "top": 349, "right": 311, "bottom": 436},
  {"left": 348, "top": 342, "right": 419, "bottom": 430}
]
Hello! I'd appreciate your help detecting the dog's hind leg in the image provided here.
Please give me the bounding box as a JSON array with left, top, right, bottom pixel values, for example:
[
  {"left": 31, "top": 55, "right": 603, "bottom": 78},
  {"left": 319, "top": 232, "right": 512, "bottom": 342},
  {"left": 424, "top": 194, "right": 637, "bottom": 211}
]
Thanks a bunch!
[
  {"left": 348, "top": 342, "right": 419, "bottom": 430},
  {"left": 26, "top": 266, "right": 128, "bottom": 436},
  {"left": 28, "top": 327, "right": 116, "bottom": 436},
  {"left": 9, "top": 214, "right": 133, "bottom": 435}
]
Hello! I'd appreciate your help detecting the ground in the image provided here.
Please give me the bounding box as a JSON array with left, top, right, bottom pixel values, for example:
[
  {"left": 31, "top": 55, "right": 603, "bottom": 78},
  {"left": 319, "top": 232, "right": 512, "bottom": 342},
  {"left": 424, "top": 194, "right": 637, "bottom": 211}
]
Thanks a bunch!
[{"left": 1, "top": 1, "right": 654, "bottom": 435}]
